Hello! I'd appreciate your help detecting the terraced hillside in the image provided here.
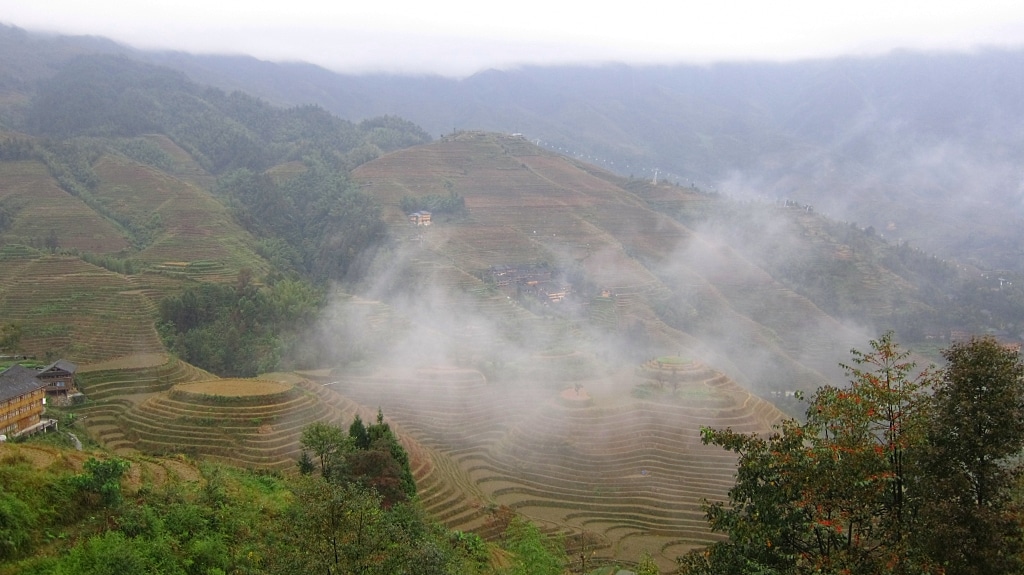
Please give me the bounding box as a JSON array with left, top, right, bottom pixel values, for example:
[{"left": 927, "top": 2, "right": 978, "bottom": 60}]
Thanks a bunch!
[
  {"left": 353, "top": 131, "right": 871, "bottom": 397},
  {"left": 0, "top": 137, "right": 273, "bottom": 362},
  {"left": 0, "top": 438, "right": 206, "bottom": 489},
  {"left": 325, "top": 359, "right": 783, "bottom": 571},
  {"left": 76, "top": 365, "right": 382, "bottom": 470},
  {"left": 0, "top": 159, "right": 130, "bottom": 253},
  {"left": 0, "top": 123, "right": 971, "bottom": 571},
  {"left": 0, "top": 254, "right": 164, "bottom": 362},
  {"left": 91, "top": 153, "right": 268, "bottom": 281},
  {"left": 75, "top": 354, "right": 212, "bottom": 452}
]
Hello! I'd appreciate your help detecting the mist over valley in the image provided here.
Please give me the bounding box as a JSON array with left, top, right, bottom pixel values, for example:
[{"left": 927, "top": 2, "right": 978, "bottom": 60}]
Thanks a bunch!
[{"left": 2, "top": 23, "right": 1024, "bottom": 572}]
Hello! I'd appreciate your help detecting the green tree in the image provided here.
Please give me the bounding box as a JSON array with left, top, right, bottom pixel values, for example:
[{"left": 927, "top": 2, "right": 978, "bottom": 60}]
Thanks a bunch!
[
  {"left": 71, "top": 458, "right": 131, "bottom": 508},
  {"left": 636, "top": 550, "right": 660, "bottom": 575},
  {"left": 297, "top": 450, "right": 316, "bottom": 475},
  {"left": 299, "top": 422, "right": 351, "bottom": 479},
  {"left": 345, "top": 448, "right": 408, "bottom": 509},
  {"left": 349, "top": 414, "right": 370, "bottom": 450},
  {"left": 679, "top": 333, "right": 940, "bottom": 575},
  {"left": 327, "top": 411, "right": 417, "bottom": 506},
  {"left": 501, "top": 517, "right": 565, "bottom": 575},
  {"left": 283, "top": 477, "right": 387, "bottom": 574},
  {"left": 279, "top": 476, "right": 471, "bottom": 575},
  {"left": 0, "top": 322, "right": 22, "bottom": 355},
  {"left": 827, "top": 331, "right": 938, "bottom": 558},
  {"left": 916, "top": 336, "right": 1024, "bottom": 575},
  {"left": 364, "top": 410, "right": 417, "bottom": 501}
]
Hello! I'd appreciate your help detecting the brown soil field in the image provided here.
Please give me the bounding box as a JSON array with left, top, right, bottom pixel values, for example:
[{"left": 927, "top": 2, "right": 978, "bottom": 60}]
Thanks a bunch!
[
  {"left": 0, "top": 444, "right": 92, "bottom": 471},
  {"left": 173, "top": 379, "right": 292, "bottom": 397},
  {"left": 79, "top": 353, "right": 168, "bottom": 372}
]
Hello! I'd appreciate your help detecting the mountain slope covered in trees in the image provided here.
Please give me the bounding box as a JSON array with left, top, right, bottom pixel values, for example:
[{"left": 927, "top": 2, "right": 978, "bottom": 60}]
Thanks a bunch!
[
  {"left": 143, "top": 44, "right": 1024, "bottom": 275},
  {"left": 0, "top": 52, "right": 429, "bottom": 369}
]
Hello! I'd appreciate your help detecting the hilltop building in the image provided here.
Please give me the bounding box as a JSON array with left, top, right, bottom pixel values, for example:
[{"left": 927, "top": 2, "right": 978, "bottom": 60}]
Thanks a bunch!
[
  {"left": 409, "top": 211, "right": 432, "bottom": 226},
  {"left": 0, "top": 364, "right": 52, "bottom": 438}
]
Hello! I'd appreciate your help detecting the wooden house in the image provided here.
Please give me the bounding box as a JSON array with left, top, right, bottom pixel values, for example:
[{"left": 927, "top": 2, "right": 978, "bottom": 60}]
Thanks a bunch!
[
  {"left": 489, "top": 264, "right": 517, "bottom": 287},
  {"left": 534, "top": 282, "right": 570, "bottom": 303},
  {"left": 0, "top": 365, "right": 48, "bottom": 438},
  {"left": 409, "top": 211, "right": 432, "bottom": 226},
  {"left": 36, "top": 359, "right": 78, "bottom": 404}
]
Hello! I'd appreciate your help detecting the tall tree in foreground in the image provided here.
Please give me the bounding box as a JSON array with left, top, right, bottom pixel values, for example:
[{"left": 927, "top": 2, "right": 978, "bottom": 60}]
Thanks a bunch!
[
  {"left": 916, "top": 336, "right": 1024, "bottom": 575},
  {"left": 679, "top": 333, "right": 942, "bottom": 575}
]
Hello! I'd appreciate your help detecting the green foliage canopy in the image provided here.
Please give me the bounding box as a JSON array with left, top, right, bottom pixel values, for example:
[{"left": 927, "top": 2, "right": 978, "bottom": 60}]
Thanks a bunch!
[
  {"left": 5, "top": 450, "right": 485, "bottom": 575},
  {"left": 399, "top": 187, "right": 467, "bottom": 218},
  {"left": 915, "top": 337, "right": 1024, "bottom": 574},
  {"left": 70, "top": 457, "right": 131, "bottom": 508},
  {"left": 299, "top": 411, "right": 417, "bottom": 508},
  {"left": 215, "top": 156, "right": 385, "bottom": 283},
  {"left": 680, "top": 333, "right": 1024, "bottom": 575},
  {"left": 499, "top": 517, "right": 565, "bottom": 575},
  {"left": 158, "top": 275, "right": 324, "bottom": 376}
]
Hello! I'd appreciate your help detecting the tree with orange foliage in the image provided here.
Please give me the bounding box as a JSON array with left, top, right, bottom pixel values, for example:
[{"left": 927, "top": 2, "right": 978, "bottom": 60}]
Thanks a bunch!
[{"left": 679, "top": 332, "right": 942, "bottom": 575}]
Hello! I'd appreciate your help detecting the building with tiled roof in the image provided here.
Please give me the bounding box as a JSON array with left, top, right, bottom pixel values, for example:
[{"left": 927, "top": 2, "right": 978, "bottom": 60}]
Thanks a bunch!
[
  {"left": 0, "top": 364, "right": 47, "bottom": 437},
  {"left": 36, "top": 359, "right": 78, "bottom": 404}
]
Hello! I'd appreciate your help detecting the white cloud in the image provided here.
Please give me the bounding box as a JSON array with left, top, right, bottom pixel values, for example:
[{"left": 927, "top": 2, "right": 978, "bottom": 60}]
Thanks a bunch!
[{"left": 4, "top": 0, "right": 1024, "bottom": 75}]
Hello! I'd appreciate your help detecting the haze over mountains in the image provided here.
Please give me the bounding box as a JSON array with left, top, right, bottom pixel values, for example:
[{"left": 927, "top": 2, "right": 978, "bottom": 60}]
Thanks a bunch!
[
  {"left": 2, "top": 22, "right": 1023, "bottom": 375},
  {"left": 4, "top": 23, "right": 1023, "bottom": 274},
  {"left": 153, "top": 49, "right": 1024, "bottom": 274},
  {"left": 4, "top": 21, "right": 1024, "bottom": 569}
]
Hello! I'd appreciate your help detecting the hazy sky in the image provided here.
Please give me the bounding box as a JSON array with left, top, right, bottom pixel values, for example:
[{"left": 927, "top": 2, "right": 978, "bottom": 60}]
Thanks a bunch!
[{"left": 5, "top": 1, "right": 1024, "bottom": 76}]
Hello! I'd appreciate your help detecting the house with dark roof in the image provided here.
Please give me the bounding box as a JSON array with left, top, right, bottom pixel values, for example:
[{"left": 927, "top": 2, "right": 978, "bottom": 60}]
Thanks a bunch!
[
  {"left": 0, "top": 364, "right": 48, "bottom": 437},
  {"left": 36, "top": 359, "right": 78, "bottom": 404}
]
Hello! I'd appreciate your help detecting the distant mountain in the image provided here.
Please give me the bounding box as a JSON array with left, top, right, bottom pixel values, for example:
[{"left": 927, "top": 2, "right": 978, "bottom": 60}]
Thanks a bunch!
[
  {"left": 138, "top": 48, "right": 1024, "bottom": 274},
  {"left": 4, "top": 23, "right": 1023, "bottom": 270},
  {"left": 1, "top": 23, "right": 1022, "bottom": 383}
]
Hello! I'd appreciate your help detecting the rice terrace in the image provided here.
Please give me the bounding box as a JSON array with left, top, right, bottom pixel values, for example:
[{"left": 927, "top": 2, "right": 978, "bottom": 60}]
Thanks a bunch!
[
  {"left": 4, "top": 37, "right": 1024, "bottom": 573},
  {"left": 0, "top": 128, "right": 805, "bottom": 571}
]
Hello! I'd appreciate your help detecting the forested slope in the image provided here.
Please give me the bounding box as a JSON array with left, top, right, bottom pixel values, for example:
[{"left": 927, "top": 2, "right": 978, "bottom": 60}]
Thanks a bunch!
[{"left": 0, "top": 54, "right": 430, "bottom": 367}]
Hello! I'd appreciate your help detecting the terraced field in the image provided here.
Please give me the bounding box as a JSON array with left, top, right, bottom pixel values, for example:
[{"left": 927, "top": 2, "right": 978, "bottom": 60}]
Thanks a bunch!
[
  {"left": 324, "top": 359, "right": 783, "bottom": 571},
  {"left": 0, "top": 441, "right": 205, "bottom": 490},
  {"left": 77, "top": 366, "right": 357, "bottom": 468},
  {"left": 92, "top": 154, "right": 268, "bottom": 281},
  {"left": 365, "top": 147, "right": 662, "bottom": 292},
  {"left": 354, "top": 132, "right": 870, "bottom": 400},
  {"left": 0, "top": 159, "right": 130, "bottom": 253},
  {"left": 0, "top": 145, "right": 282, "bottom": 365},
  {"left": 140, "top": 134, "right": 216, "bottom": 190},
  {"left": 0, "top": 254, "right": 164, "bottom": 362}
]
